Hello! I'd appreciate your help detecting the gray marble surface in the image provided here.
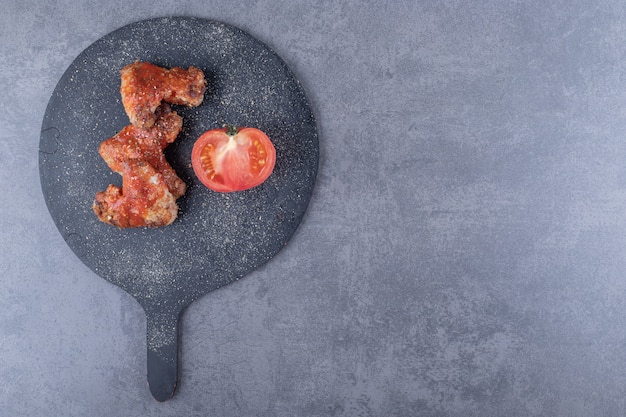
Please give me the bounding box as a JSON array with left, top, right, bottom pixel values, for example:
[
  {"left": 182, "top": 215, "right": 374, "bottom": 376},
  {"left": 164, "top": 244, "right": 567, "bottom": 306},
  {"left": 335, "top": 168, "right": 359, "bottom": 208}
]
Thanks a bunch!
[{"left": 3, "top": 1, "right": 626, "bottom": 416}]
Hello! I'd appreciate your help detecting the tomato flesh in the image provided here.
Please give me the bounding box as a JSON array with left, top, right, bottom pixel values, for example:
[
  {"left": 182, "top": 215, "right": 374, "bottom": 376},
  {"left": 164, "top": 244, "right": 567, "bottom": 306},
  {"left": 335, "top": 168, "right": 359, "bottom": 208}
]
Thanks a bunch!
[{"left": 192, "top": 126, "right": 276, "bottom": 192}]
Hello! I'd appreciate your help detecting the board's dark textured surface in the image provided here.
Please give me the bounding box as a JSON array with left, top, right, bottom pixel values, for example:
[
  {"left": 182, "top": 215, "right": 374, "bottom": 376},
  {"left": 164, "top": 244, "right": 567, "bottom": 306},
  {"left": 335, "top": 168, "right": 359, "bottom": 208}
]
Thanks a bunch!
[
  {"left": 39, "top": 17, "right": 318, "bottom": 401},
  {"left": 6, "top": 1, "right": 626, "bottom": 416}
]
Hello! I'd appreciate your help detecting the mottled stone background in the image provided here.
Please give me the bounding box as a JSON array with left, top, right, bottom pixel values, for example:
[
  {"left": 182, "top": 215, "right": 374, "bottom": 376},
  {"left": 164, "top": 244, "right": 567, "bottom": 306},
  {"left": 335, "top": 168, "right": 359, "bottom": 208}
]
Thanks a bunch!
[{"left": 3, "top": 1, "right": 626, "bottom": 416}]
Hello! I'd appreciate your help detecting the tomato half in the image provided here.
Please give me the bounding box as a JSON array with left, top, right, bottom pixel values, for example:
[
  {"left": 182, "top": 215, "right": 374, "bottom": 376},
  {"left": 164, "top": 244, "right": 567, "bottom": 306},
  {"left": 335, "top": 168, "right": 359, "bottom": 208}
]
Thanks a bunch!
[{"left": 191, "top": 125, "right": 276, "bottom": 192}]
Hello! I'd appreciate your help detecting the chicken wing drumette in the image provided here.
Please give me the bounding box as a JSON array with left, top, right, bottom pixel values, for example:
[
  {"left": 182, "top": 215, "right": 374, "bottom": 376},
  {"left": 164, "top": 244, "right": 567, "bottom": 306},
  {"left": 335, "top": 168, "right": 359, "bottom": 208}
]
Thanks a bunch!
[{"left": 120, "top": 61, "right": 206, "bottom": 129}]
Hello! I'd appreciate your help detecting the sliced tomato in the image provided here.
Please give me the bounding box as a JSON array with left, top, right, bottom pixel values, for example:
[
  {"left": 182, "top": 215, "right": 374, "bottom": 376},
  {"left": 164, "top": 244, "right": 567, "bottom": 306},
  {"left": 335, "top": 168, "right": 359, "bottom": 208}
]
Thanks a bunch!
[{"left": 191, "top": 125, "right": 276, "bottom": 192}]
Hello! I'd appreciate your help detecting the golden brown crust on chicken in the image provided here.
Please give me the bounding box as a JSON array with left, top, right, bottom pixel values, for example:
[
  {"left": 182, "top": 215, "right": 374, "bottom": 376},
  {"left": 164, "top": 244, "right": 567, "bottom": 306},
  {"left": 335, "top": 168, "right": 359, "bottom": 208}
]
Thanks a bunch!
[{"left": 120, "top": 61, "right": 206, "bottom": 129}]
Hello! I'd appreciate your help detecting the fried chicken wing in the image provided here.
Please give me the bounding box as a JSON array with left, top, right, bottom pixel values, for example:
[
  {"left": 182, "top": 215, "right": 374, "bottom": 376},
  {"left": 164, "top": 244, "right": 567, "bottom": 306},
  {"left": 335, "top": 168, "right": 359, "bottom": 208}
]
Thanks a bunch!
[
  {"left": 94, "top": 105, "right": 186, "bottom": 228},
  {"left": 93, "top": 160, "right": 178, "bottom": 228},
  {"left": 94, "top": 62, "right": 206, "bottom": 228},
  {"left": 120, "top": 61, "right": 206, "bottom": 129},
  {"left": 98, "top": 104, "right": 186, "bottom": 199}
]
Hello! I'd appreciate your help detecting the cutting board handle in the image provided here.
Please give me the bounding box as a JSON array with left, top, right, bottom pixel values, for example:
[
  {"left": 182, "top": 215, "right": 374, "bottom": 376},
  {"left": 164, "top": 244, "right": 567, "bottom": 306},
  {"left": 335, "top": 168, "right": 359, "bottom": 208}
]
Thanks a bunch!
[{"left": 145, "top": 309, "right": 180, "bottom": 401}]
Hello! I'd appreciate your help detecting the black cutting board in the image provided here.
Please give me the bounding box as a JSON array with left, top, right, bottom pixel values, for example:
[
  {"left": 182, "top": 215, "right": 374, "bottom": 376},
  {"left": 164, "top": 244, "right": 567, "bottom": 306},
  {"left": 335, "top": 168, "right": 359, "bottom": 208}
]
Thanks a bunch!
[{"left": 39, "top": 17, "right": 318, "bottom": 401}]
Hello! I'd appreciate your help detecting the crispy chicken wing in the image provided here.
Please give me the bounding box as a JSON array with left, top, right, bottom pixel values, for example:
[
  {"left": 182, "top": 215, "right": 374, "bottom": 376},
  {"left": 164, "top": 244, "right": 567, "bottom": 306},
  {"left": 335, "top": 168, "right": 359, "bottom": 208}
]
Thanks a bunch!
[
  {"left": 94, "top": 61, "right": 206, "bottom": 228},
  {"left": 120, "top": 61, "right": 206, "bottom": 129},
  {"left": 93, "top": 160, "right": 178, "bottom": 228},
  {"left": 98, "top": 104, "right": 186, "bottom": 199},
  {"left": 93, "top": 105, "right": 186, "bottom": 228}
]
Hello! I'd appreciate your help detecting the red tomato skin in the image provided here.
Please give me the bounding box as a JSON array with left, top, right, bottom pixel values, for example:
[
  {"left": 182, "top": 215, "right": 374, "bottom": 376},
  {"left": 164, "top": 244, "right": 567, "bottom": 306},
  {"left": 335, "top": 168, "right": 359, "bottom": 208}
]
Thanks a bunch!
[{"left": 191, "top": 126, "right": 276, "bottom": 192}]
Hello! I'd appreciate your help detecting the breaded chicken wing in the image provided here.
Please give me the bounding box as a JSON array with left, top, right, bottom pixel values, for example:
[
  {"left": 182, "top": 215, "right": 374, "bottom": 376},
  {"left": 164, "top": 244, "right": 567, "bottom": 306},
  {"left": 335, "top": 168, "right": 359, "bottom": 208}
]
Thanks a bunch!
[
  {"left": 94, "top": 62, "right": 206, "bottom": 228},
  {"left": 98, "top": 104, "right": 186, "bottom": 199},
  {"left": 120, "top": 61, "right": 206, "bottom": 129},
  {"left": 93, "top": 160, "right": 178, "bottom": 228},
  {"left": 93, "top": 105, "right": 186, "bottom": 228}
]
